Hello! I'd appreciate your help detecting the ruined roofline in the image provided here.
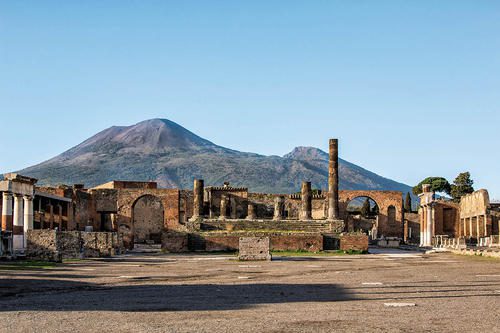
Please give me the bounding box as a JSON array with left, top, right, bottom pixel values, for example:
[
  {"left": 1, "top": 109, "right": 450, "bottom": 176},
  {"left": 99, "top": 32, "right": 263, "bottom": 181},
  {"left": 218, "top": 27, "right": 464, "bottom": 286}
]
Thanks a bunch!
[{"left": 205, "top": 186, "right": 248, "bottom": 192}]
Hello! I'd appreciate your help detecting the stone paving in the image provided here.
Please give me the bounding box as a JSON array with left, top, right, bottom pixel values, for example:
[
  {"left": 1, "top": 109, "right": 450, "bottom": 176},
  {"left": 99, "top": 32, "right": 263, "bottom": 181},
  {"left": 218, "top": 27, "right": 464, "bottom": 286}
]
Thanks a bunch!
[{"left": 0, "top": 249, "right": 499, "bottom": 332}]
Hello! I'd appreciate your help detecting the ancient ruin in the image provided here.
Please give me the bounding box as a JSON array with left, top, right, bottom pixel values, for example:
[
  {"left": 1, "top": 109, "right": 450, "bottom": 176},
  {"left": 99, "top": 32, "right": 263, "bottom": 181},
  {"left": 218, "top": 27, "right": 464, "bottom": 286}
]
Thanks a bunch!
[{"left": 1, "top": 138, "right": 498, "bottom": 258}]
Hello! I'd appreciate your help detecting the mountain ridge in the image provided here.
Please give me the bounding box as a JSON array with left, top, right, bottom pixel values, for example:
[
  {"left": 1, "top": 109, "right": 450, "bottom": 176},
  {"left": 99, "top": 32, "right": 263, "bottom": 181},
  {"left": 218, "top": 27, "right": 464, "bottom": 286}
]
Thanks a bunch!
[{"left": 11, "top": 119, "right": 412, "bottom": 195}]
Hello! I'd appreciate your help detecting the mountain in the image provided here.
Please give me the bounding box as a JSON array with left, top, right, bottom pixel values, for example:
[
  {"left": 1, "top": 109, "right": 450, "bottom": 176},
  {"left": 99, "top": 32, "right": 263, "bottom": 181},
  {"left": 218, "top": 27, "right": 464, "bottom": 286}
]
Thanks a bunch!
[{"left": 13, "top": 119, "right": 412, "bottom": 195}]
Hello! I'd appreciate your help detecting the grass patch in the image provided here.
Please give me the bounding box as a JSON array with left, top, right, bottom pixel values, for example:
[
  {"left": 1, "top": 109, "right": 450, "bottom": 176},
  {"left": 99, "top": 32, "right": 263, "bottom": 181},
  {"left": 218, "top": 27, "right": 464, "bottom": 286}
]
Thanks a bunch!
[{"left": 0, "top": 260, "right": 57, "bottom": 270}]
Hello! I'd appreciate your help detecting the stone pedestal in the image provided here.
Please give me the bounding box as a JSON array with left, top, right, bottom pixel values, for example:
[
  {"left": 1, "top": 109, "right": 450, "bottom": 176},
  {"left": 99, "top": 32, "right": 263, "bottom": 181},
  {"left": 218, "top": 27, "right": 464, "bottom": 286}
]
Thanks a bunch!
[{"left": 238, "top": 237, "right": 271, "bottom": 261}]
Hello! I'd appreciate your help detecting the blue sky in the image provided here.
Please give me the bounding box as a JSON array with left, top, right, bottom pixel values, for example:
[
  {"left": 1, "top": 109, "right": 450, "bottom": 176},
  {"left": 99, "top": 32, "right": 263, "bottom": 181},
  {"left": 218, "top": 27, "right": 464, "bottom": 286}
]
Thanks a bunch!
[{"left": 1, "top": 1, "right": 499, "bottom": 198}]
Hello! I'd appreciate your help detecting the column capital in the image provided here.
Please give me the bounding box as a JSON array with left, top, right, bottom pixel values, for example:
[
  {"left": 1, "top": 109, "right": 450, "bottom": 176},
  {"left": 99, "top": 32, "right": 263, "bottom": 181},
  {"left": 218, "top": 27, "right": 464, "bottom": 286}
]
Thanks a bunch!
[
  {"left": 23, "top": 195, "right": 33, "bottom": 201},
  {"left": 3, "top": 191, "right": 13, "bottom": 198}
]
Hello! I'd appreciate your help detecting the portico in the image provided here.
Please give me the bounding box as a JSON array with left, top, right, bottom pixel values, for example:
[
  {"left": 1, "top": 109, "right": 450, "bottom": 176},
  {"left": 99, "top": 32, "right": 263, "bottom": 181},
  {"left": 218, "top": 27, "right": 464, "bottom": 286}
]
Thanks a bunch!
[{"left": 0, "top": 173, "right": 37, "bottom": 252}]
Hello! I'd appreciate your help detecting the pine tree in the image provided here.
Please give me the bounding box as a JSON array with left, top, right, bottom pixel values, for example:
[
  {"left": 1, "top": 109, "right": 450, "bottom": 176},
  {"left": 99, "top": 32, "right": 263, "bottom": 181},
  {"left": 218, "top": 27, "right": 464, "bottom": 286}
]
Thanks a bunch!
[{"left": 450, "top": 172, "right": 474, "bottom": 202}]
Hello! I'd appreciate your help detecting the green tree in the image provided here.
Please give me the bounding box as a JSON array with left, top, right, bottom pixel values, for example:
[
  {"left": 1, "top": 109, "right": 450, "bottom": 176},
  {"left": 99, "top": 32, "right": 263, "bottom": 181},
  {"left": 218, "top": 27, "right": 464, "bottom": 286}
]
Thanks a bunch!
[
  {"left": 413, "top": 177, "right": 451, "bottom": 196},
  {"left": 360, "top": 198, "right": 371, "bottom": 217},
  {"left": 450, "top": 172, "right": 474, "bottom": 202},
  {"left": 404, "top": 192, "right": 412, "bottom": 212}
]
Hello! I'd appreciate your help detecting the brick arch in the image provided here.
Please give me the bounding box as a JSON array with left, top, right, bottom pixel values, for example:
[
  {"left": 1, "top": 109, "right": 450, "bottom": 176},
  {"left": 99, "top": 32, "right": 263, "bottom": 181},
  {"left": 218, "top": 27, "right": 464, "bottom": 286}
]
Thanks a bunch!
[
  {"left": 339, "top": 190, "right": 404, "bottom": 238},
  {"left": 132, "top": 194, "right": 164, "bottom": 244}
]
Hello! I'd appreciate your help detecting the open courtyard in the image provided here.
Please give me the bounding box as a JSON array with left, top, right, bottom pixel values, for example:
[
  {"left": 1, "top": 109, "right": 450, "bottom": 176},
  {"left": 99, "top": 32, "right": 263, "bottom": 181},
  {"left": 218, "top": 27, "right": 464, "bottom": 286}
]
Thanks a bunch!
[{"left": 0, "top": 249, "right": 498, "bottom": 333}]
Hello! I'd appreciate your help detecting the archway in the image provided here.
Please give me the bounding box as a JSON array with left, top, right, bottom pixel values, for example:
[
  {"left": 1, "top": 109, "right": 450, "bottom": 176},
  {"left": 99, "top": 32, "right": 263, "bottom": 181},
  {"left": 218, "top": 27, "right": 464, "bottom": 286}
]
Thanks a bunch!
[
  {"left": 345, "top": 196, "right": 380, "bottom": 239},
  {"left": 132, "top": 195, "right": 165, "bottom": 244}
]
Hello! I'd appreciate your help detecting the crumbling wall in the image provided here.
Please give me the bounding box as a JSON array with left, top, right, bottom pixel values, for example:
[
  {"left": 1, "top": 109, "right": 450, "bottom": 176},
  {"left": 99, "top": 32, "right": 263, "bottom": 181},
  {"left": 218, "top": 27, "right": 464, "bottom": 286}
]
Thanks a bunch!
[{"left": 26, "top": 230, "right": 122, "bottom": 262}]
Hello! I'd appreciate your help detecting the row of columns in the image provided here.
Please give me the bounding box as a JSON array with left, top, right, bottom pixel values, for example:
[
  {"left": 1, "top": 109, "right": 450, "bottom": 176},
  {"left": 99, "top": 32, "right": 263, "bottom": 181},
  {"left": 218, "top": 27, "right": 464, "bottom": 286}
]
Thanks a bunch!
[
  {"left": 2, "top": 192, "right": 34, "bottom": 250},
  {"left": 190, "top": 179, "right": 316, "bottom": 221},
  {"left": 420, "top": 203, "right": 434, "bottom": 247},
  {"left": 461, "top": 215, "right": 489, "bottom": 238}
]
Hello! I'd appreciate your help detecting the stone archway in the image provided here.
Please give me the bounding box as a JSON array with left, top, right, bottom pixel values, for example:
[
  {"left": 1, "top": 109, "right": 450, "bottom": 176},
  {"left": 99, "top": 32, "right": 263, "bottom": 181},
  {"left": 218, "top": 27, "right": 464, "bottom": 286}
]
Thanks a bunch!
[
  {"left": 344, "top": 196, "right": 380, "bottom": 239},
  {"left": 132, "top": 195, "right": 165, "bottom": 244},
  {"left": 339, "top": 190, "right": 404, "bottom": 238}
]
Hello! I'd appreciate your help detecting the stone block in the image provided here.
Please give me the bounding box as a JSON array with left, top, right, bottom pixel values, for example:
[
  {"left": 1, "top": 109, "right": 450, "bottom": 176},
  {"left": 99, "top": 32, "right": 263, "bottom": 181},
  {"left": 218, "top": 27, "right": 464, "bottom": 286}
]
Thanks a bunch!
[{"left": 239, "top": 237, "right": 271, "bottom": 261}]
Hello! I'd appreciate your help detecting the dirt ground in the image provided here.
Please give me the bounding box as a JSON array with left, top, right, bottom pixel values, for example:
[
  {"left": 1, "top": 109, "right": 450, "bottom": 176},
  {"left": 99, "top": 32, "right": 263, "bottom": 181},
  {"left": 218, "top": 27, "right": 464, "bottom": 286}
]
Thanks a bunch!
[{"left": 0, "top": 248, "right": 499, "bottom": 333}]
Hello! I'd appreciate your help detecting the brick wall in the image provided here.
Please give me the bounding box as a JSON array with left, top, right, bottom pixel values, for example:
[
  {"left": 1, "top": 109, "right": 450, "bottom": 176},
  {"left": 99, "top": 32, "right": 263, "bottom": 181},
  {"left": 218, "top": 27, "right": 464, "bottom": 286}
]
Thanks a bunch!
[{"left": 339, "top": 234, "right": 369, "bottom": 252}]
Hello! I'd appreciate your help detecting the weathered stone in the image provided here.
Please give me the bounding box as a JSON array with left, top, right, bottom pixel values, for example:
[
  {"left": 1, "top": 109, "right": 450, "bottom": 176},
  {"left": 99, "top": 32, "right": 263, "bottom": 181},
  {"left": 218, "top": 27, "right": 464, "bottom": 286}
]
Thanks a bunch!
[{"left": 238, "top": 237, "right": 271, "bottom": 261}]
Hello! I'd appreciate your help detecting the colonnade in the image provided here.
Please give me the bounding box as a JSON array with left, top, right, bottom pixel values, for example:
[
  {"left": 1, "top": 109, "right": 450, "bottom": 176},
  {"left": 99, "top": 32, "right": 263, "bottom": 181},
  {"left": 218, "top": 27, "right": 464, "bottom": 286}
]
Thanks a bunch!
[
  {"left": 1, "top": 191, "right": 34, "bottom": 250},
  {"left": 460, "top": 215, "right": 489, "bottom": 238}
]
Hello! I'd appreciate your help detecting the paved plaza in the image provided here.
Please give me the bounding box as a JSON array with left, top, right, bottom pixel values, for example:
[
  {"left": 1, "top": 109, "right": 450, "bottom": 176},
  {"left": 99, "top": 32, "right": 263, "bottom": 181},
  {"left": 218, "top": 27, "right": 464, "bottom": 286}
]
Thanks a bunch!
[{"left": 0, "top": 249, "right": 499, "bottom": 333}]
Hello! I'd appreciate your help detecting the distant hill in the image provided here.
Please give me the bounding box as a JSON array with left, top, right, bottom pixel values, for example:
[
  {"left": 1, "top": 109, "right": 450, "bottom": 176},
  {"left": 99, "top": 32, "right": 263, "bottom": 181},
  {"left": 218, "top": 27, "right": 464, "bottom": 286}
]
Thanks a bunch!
[{"left": 13, "top": 119, "right": 413, "bottom": 195}]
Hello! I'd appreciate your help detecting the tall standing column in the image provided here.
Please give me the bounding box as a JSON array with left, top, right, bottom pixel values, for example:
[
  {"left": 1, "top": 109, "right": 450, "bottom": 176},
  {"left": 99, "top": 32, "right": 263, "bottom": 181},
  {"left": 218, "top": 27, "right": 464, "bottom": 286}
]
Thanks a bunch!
[
  {"left": 273, "top": 196, "right": 284, "bottom": 221},
  {"left": 190, "top": 179, "right": 204, "bottom": 221},
  {"left": 2, "top": 192, "right": 13, "bottom": 231},
  {"left": 23, "top": 195, "right": 33, "bottom": 248},
  {"left": 328, "top": 139, "right": 340, "bottom": 220},
  {"left": 12, "top": 194, "right": 24, "bottom": 250},
  {"left": 300, "top": 182, "right": 312, "bottom": 220}
]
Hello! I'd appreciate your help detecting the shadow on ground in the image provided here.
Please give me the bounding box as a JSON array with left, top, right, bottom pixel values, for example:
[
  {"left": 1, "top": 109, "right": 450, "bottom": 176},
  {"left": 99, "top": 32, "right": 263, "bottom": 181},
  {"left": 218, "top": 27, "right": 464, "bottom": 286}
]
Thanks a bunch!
[{"left": 0, "top": 278, "right": 355, "bottom": 312}]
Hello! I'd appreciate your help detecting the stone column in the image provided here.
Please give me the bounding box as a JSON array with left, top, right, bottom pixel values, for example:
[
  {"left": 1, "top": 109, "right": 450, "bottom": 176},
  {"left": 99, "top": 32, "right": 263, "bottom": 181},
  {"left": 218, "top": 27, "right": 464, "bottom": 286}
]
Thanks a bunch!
[
  {"left": 328, "top": 139, "right": 340, "bottom": 220},
  {"left": 484, "top": 214, "right": 489, "bottom": 236},
  {"left": 190, "top": 179, "right": 204, "bottom": 221},
  {"left": 219, "top": 195, "right": 227, "bottom": 221},
  {"left": 246, "top": 203, "right": 256, "bottom": 220},
  {"left": 48, "top": 203, "right": 54, "bottom": 229},
  {"left": 2, "top": 191, "right": 13, "bottom": 231},
  {"left": 426, "top": 205, "right": 433, "bottom": 246},
  {"left": 420, "top": 207, "right": 425, "bottom": 246},
  {"left": 23, "top": 196, "right": 33, "bottom": 248},
  {"left": 12, "top": 194, "right": 24, "bottom": 250},
  {"left": 273, "top": 196, "right": 284, "bottom": 221},
  {"left": 300, "top": 182, "right": 312, "bottom": 220},
  {"left": 230, "top": 197, "right": 237, "bottom": 219},
  {"left": 468, "top": 217, "right": 473, "bottom": 238}
]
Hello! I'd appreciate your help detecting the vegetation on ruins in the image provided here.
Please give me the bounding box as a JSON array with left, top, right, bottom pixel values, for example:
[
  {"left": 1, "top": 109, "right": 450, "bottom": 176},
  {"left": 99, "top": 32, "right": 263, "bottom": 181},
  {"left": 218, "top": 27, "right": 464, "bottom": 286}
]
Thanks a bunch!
[
  {"left": 412, "top": 177, "right": 451, "bottom": 196},
  {"left": 450, "top": 172, "right": 474, "bottom": 202},
  {"left": 404, "top": 192, "right": 412, "bottom": 212}
]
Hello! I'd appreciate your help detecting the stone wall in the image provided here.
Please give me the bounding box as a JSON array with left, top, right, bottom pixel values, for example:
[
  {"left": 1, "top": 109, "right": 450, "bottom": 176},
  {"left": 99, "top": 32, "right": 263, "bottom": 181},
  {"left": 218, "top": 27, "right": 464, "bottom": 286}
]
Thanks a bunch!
[
  {"left": 160, "top": 232, "right": 326, "bottom": 252},
  {"left": 339, "top": 233, "right": 369, "bottom": 252},
  {"left": 26, "top": 230, "right": 122, "bottom": 262},
  {"left": 161, "top": 231, "right": 189, "bottom": 253}
]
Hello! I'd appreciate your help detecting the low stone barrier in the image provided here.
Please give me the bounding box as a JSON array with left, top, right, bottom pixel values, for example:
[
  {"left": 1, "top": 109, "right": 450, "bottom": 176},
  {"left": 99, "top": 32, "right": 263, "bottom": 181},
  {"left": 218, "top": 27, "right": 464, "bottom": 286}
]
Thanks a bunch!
[
  {"left": 164, "top": 233, "right": 325, "bottom": 252},
  {"left": 26, "top": 230, "right": 122, "bottom": 262},
  {"left": 340, "top": 234, "right": 369, "bottom": 252},
  {"left": 238, "top": 237, "right": 271, "bottom": 261}
]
